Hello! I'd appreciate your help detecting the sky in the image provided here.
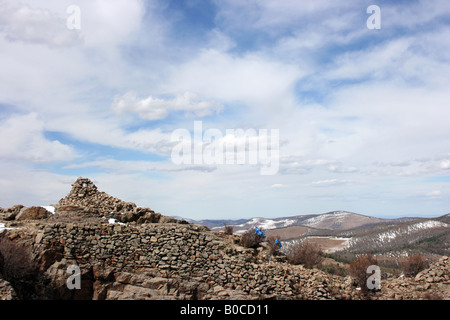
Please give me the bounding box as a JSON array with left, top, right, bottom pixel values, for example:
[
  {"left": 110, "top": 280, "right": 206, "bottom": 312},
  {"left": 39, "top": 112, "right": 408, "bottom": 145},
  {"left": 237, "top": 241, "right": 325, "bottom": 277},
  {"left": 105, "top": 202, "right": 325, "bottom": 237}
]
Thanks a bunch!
[{"left": 0, "top": 0, "right": 449, "bottom": 220}]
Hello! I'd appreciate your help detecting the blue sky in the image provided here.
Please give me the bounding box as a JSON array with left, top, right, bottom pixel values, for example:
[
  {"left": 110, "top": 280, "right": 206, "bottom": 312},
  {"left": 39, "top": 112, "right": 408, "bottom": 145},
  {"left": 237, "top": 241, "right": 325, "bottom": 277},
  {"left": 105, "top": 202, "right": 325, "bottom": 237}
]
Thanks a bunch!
[{"left": 0, "top": 0, "right": 449, "bottom": 220}]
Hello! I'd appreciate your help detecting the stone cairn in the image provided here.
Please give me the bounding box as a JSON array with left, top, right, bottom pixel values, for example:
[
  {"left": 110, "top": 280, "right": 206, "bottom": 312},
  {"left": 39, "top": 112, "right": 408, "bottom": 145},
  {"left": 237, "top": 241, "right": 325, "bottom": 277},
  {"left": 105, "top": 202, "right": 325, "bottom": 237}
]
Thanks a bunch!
[
  {"left": 56, "top": 177, "right": 180, "bottom": 224},
  {"left": 58, "top": 177, "right": 135, "bottom": 215}
]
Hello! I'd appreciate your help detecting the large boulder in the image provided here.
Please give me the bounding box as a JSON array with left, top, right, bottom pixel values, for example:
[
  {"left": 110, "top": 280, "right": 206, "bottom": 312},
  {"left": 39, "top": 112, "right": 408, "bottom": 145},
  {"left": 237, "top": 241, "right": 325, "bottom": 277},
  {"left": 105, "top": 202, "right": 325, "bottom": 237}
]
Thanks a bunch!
[
  {"left": 15, "top": 206, "right": 51, "bottom": 221},
  {"left": 0, "top": 277, "right": 18, "bottom": 300},
  {"left": 0, "top": 205, "right": 25, "bottom": 221}
]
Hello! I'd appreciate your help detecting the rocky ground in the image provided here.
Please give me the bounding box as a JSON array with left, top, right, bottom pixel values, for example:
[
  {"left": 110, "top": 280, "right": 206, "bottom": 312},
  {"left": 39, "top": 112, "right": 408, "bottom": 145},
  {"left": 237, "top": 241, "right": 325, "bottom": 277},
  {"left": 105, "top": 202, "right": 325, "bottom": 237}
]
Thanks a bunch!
[{"left": 0, "top": 178, "right": 449, "bottom": 300}]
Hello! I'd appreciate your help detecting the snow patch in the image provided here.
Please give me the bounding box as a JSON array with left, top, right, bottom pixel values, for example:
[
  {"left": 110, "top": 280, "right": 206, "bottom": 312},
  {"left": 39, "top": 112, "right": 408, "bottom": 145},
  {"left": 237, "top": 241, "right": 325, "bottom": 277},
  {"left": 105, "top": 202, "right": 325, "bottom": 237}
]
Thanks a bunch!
[
  {"left": 301, "top": 211, "right": 353, "bottom": 227},
  {"left": 246, "top": 217, "right": 295, "bottom": 230},
  {"left": 231, "top": 217, "right": 296, "bottom": 232},
  {"left": 108, "top": 218, "right": 125, "bottom": 225},
  {"left": 0, "top": 223, "right": 19, "bottom": 233},
  {"left": 42, "top": 206, "right": 56, "bottom": 214},
  {"left": 407, "top": 220, "right": 448, "bottom": 232},
  {"left": 350, "top": 219, "right": 449, "bottom": 247}
]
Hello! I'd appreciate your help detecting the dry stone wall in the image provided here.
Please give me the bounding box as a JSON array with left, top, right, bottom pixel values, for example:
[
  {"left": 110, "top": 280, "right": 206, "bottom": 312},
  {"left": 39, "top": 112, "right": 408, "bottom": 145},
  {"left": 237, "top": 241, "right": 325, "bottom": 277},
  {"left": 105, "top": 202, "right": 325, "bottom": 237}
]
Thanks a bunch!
[{"left": 31, "top": 220, "right": 343, "bottom": 300}]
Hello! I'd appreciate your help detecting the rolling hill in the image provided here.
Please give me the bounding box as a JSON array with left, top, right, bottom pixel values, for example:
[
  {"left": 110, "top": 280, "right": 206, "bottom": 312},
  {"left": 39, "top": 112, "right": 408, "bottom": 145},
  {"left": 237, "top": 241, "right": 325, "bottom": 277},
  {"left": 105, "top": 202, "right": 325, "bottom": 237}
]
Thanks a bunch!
[
  {"left": 200, "top": 211, "right": 390, "bottom": 233},
  {"left": 335, "top": 217, "right": 450, "bottom": 256},
  {"left": 183, "top": 211, "right": 450, "bottom": 256}
]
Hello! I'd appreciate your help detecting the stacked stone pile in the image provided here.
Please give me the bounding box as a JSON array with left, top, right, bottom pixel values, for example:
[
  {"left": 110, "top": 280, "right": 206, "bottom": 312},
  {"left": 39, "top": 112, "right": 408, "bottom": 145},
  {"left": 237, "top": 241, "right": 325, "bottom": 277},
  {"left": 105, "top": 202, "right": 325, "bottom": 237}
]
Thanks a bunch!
[
  {"left": 58, "top": 177, "right": 135, "bottom": 215},
  {"left": 414, "top": 256, "right": 450, "bottom": 283},
  {"left": 1, "top": 178, "right": 184, "bottom": 225},
  {"left": 56, "top": 177, "right": 184, "bottom": 224},
  {"left": 372, "top": 256, "right": 450, "bottom": 300}
]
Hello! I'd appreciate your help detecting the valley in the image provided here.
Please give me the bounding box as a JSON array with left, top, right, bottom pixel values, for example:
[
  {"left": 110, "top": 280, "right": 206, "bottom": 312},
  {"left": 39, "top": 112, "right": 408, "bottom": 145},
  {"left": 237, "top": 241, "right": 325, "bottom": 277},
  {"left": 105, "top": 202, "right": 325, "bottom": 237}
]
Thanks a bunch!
[{"left": 190, "top": 211, "right": 450, "bottom": 264}]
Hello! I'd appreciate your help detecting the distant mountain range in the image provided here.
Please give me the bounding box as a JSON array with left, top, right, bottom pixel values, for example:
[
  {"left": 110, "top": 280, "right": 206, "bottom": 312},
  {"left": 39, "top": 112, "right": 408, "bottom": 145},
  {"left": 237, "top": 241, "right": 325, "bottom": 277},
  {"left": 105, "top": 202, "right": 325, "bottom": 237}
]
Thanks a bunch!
[
  {"left": 181, "top": 211, "right": 418, "bottom": 233},
  {"left": 176, "top": 211, "right": 450, "bottom": 256}
]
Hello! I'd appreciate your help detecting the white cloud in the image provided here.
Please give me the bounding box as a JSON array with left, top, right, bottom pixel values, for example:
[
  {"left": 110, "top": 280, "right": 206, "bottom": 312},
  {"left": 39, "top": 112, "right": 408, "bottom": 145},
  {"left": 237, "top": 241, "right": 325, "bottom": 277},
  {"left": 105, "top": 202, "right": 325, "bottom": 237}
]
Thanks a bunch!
[
  {"left": 278, "top": 157, "right": 336, "bottom": 175},
  {"left": 382, "top": 0, "right": 450, "bottom": 30},
  {"left": 325, "top": 82, "right": 450, "bottom": 166},
  {"left": 0, "top": 2, "right": 82, "bottom": 47},
  {"left": 216, "top": 0, "right": 350, "bottom": 32},
  {"left": 124, "top": 128, "right": 181, "bottom": 155},
  {"left": 0, "top": 161, "right": 75, "bottom": 207},
  {"left": 65, "top": 158, "right": 216, "bottom": 174},
  {"left": 80, "top": 0, "right": 145, "bottom": 47},
  {"left": 0, "top": 113, "right": 77, "bottom": 163},
  {"left": 311, "top": 179, "right": 349, "bottom": 187},
  {"left": 111, "top": 91, "right": 223, "bottom": 120},
  {"left": 440, "top": 160, "right": 450, "bottom": 169},
  {"left": 45, "top": 112, "right": 178, "bottom": 156},
  {"left": 328, "top": 165, "right": 358, "bottom": 173},
  {"left": 325, "top": 38, "right": 413, "bottom": 81},
  {"left": 426, "top": 190, "right": 441, "bottom": 197},
  {"left": 0, "top": 0, "right": 149, "bottom": 48},
  {"left": 164, "top": 49, "right": 303, "bottom": 113}
]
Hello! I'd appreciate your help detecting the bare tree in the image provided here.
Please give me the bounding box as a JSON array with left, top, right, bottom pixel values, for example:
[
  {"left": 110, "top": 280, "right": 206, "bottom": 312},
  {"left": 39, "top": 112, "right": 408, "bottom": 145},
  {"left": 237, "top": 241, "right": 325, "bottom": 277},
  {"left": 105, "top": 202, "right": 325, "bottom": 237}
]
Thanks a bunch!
[
  {"left": 285, "top": 240, "right": 323, "bottom": 269},
  {"left": 0, "top": 235, "right": 39, "bottom": 299},
  {"left": 348, "top": 254, "right": 378, "bottom": 293},
  {"left": 267, "top": 235, "right": 282, "bottom": 256},
  {"left": 401, "top": 254, "right": 429, "bottom": 277},
  {"left": 240, "top": 227, "right": 265, "bottom": 248}
]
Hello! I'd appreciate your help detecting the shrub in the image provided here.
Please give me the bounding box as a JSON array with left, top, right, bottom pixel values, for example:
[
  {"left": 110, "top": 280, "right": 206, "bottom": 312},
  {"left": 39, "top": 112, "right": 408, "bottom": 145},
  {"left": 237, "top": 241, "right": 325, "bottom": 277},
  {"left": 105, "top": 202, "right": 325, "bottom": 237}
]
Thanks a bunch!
[
  {"left": 285, "top": 240, "right": 323, "bottom": 268},
  {"left": 423, "top": 292, "right": 443, "bottom": 300},
  {"left": 240, "top": 227, "right": 265, "bottom": 248},
  {"left": 401, "top": 254, "right": 429, "bottom": 277},
  {"left": 267, "top": 235, "right": 282, "bottom": 256},
  {"left": 348, "top": 254, "right": 378, "bottom": 293},
  {"left": 0, "top": 235, "right": 39, "bottom": 299},
  {"left": 223, "top": 225, "right": 234, "bottom": 235},
  {"left": 318, "top": 263, "right": 348, "bottom": 277}
]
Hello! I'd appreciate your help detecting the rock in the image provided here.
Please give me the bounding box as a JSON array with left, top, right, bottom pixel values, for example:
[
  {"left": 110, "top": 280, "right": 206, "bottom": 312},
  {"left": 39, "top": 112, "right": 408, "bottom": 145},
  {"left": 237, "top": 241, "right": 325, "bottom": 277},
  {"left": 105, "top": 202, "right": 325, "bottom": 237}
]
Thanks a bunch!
[
  {"left": 394, "top": 293, "right": 403, "bottom": 300},
  {"left": 0, "top": 277, "right": 17, "bottom": 300},
  {"left": 142, "top": 277, "right": 171, "bottom": 290},
  {"left": 1, "top": 205, "right": 24, "bottom": 221},
  {"left": 159, "top": 215, "right": 177, "bottom": 224},
  {"left": 16, "top": 206, "right": 51, "bottom": 220},
  {"left": 137, "top": 210, "right": 161, "bottom": 224},
  {"left": 107, "top": 285, "right": 154, "bottom": 300},
  {"left": 92, "top": 265, "right": 115, "bottom": 281},
  {"left": 415, "top": 271, "right": 425, "bottom": 282}
]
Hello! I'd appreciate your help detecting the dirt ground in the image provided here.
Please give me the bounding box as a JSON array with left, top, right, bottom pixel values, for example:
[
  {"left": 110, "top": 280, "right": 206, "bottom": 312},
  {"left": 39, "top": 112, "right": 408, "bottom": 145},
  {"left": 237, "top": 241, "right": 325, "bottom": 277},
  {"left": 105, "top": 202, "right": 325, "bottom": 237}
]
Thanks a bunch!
[
  {"left": 299, "top": 236, "right": 350, "bottom": 253},
  {"left": 265, "top": 226, "right": 311, "bottom": 241}
]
